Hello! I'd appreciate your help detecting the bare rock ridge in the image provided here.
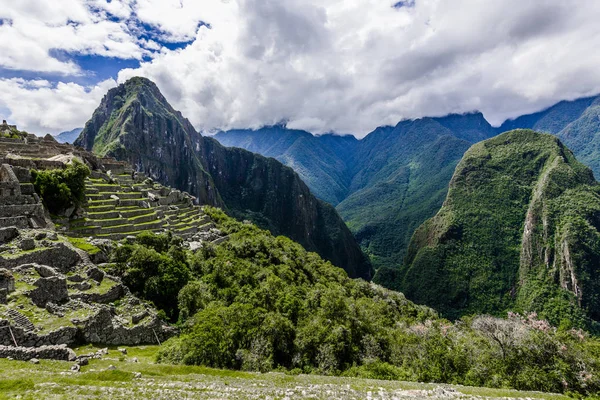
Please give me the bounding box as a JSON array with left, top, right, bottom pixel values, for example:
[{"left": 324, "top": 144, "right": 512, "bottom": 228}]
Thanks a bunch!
[{"left": 74, "top": 77, "right": 372, "bottom": 279}]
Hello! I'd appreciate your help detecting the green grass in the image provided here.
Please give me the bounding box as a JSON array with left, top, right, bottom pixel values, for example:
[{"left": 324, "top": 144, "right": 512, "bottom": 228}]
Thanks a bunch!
[
  {"left": 67, "top": 237, "right": 101, "bottom": 254},
  {"left": 0, "top": 345, "right": 573, "bottom": 400}
]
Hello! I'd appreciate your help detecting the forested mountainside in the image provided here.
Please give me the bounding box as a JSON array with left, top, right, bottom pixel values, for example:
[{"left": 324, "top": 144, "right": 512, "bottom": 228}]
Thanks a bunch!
[
  {"left": 74, "top": 77, "right": 371, "bottom": 280},
  {"left": 215, "top": 113, "right": 496, "bottom": 273},
  {"left": 401, "top": 130, "right": 600, "bottom": 329},
  {"left": 215, "top": 127, "right": 358, "bottom": 205}
]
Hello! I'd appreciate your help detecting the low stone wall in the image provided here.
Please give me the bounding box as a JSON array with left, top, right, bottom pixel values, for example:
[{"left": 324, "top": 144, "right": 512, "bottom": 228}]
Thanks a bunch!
[
  {"left": 81, "top": 307, "right": 176, "bottom": 345},
  {"left": 0, "top": 319, "right": 78, "bottom": 347},
  {"left": 0, "top": 344, "right": 76, "bottom": 361}
]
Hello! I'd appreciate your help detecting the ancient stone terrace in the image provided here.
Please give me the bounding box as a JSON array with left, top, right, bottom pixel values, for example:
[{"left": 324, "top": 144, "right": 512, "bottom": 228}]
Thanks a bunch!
[
  {"left": 0, "top": 129, "right": 128, "bottom": 174},
  {"left": 65, "top": 172, "right": 217, "bottom": 241},
  {"left": 0, "top": 123, "right": 225, "bottom": 244}
]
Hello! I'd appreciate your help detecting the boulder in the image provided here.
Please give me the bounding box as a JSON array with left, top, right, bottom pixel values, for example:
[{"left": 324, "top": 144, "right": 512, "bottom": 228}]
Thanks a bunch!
[
  {"left": 34, "top": 264, "right": 59, "bottom": 278},
  {"left": 86, "top": 266, "right": 105, "bottom": 283},
  {"left": 19, "top": 238, "right": 35, "bottom": 251},
  {"left": 0, "top": 227, "right": 18, "bottom": 244}
]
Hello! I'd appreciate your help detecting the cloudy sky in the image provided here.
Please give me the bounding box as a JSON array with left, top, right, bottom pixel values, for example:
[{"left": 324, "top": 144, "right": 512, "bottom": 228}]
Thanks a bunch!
[{"left": 1, "top": 0, "right": 600, "bottom": 137}]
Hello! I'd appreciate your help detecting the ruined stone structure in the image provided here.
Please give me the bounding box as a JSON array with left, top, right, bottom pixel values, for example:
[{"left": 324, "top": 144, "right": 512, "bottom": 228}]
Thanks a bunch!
[{"left": 0, "top": 123, "right": 220, "bottom": 355}]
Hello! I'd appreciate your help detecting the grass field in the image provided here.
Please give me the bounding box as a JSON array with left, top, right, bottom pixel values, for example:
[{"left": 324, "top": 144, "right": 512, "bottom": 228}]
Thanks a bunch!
[{"left": 0, "top": 345, "right": 574, "bottom": 400}]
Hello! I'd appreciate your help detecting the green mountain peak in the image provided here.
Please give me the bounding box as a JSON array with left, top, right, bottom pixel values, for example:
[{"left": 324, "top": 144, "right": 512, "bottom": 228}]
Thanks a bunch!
[{"left": 400, "top": 129, "right": 600, "bottom": 328}]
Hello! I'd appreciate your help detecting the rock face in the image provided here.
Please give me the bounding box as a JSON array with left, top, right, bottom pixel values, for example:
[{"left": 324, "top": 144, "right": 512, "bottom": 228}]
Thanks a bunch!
[
  {"left": 75, "top": 77, "right": 372, "bottom": 279},
  {"left": 401, "top": 130, "right": 600, "bottom": 326}
]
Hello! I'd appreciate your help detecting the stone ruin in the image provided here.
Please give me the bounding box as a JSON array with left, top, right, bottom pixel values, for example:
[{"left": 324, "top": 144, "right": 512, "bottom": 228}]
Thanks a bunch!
[{"left": 0, "top": 122, "right": 229, "bottom": 361}]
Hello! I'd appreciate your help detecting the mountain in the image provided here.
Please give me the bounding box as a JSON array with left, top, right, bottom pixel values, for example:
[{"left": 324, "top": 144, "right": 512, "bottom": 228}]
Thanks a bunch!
[
  {"left": 55, "top": 127, "right": 83, "bottom": 143},
  {"left": 214, "top": 127, "right": 358, "bottom": 205},
  {"left": 400, "top": 130, "right": 600, "bottom": 327},
  {"left": 215, "top": 113, "right": 496, "bottom": 274},
  {"left": 498, "top": 95, "right": 600, "bottom": 178},
  {"left": 74, "top": 77, "right": 372, "bottom": 280}
]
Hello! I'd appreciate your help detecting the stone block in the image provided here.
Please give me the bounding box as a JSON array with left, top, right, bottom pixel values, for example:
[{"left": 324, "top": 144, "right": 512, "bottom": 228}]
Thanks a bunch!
[
  {"left": 34, "top": 264, "right": 58, "bottom": 278},
  {"left": 29, "top": 276, "right": 69, "bottom": 307},
  {"left": 0, "top": 268, "right": 14, "bottom": 292},
  {"left": 86, "top": 266, "right": 105, "bottom": 283}
]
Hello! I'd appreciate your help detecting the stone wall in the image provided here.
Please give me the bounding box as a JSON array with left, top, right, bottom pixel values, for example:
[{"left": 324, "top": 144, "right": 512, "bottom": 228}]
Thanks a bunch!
[{"left": 0, "top": 344, "right": 76, "bottom": 361}]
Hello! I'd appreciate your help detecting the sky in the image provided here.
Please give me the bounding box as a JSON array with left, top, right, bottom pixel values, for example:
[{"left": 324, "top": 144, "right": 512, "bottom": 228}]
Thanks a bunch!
[{"left": 1, "top": 0, "right": 600, "bottom": 137}]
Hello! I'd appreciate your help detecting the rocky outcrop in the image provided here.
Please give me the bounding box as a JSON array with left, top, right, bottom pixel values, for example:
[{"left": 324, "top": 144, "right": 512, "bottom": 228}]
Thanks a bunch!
[{"left": 75, "top": 77, "right": 372, "bottom": 279}]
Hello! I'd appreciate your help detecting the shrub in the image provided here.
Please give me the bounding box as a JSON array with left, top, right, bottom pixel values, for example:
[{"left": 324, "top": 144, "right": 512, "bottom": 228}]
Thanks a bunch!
[{"left": 31, "top": 159, "right": 90, "bottom": 214}]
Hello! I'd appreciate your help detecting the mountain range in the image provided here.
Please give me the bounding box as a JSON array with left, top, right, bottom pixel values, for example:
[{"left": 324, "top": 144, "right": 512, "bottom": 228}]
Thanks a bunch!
[
  {"left": 215, "top": 113, "right": 497, "bottom": 276},
  {"left": 73, "top": 77, "right": 372, "bottom": 280},
  {"left": 69, "top": 77, "right": 600, "bottom": 326},
  {"left": 55, "top": 127, "right": 83, "bottom": 144},
  {"left": 215, "top": 95, "right": 600, "bottom": 284}
]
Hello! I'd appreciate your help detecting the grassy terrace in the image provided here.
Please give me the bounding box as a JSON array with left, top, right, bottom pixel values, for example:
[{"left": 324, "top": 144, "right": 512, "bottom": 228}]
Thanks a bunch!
[{"left": 0, "top": 346, "right": 572, "bottom": 400}]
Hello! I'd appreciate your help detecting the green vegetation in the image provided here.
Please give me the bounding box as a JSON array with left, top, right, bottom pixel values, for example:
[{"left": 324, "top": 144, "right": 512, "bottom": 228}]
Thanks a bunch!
[
  {"left": 75, "top": 76, "right": 371, "bottom": 280},
  {"left": 401, "top": 130, "right": 600, "bottom": 330},
  {"left": 31, "top": 160, "right": 90, "bottom": 214},
  {"left": 98, "top": 207, "right": 600, "bottom": 395},
  {"left": 0, "top": 345, "right": 577, "bottom": 400},
  {"left": 66, "top": 237, "right": 100, "bottom": 254}
]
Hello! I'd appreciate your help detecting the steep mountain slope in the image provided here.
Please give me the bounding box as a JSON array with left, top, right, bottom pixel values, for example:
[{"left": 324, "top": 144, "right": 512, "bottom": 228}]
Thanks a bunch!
[
  {"left": 338, "top": 118, "right": 474, "bottom": 269},
  {"left": 498, "top": 95, "right": 600, "bottom": 177},
  {"left": 55, "top": 127, "right": 83, "bottom": 143},
  {"left": 401, "top": 130, "right": 600, "bottom": 327},
  {"left": 74, "top": 77, "right": 372, "bottom": 279},
  {"left": 216, "top": 113, "right": 495, "bottom": 272},
  {"left": 214, "top": 127, "right": 358, "bottom": 205}
]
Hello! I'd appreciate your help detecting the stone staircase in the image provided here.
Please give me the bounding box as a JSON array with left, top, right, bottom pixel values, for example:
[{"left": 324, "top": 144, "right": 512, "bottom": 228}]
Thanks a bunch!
[
  {"left": 67, "top": 174, "right": 214, "bottom": 240},
  {"left": 6, "top": 309, "right": 35, "bottom": 332}
]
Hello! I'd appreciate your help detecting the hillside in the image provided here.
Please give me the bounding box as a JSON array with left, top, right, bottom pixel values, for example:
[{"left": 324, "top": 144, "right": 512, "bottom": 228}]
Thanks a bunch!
[
  {"left": 74, "top": 77, "right": 372, "bottom": 280},
  {"left": 0, "top": 121, "right": 599, "bottom": 397},
  {"left": 401, "top": 130, "right": 600, "bottom": 328},
  {"left": 215, "top": 113, "right": 495, "bottom": 273},
  {"left": 214, "top": 126, "right": 358, "bottom": 205}
]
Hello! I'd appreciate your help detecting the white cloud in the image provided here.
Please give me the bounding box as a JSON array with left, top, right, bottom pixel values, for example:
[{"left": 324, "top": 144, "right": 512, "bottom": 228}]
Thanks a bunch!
[
  {"left": 3, "top": 0, "right": 600, "bottom": 136},
  {"left": 0, "top": 78, "right": 116, "bottom": 134}
]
